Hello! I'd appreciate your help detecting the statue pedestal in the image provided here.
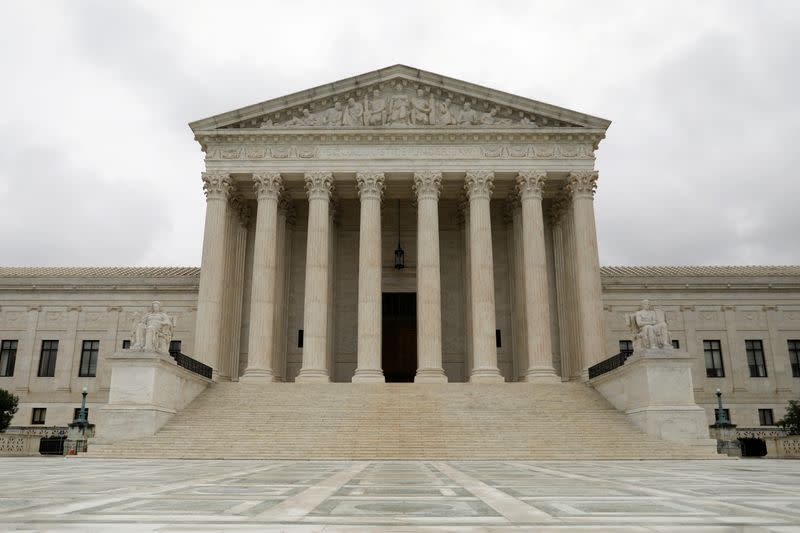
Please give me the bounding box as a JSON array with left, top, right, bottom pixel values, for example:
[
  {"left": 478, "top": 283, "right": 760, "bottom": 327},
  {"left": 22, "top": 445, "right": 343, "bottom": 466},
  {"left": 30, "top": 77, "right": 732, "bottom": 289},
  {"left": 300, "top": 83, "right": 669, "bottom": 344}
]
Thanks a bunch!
[
  {"left": 92, "top": 350, "right": 211, "bottom": 445},
  {"left": 709, "top": 423, "right": 742, "bottom": 457},
  {"left": 590, "top": 348, "right": 717, "bottom": 453}
]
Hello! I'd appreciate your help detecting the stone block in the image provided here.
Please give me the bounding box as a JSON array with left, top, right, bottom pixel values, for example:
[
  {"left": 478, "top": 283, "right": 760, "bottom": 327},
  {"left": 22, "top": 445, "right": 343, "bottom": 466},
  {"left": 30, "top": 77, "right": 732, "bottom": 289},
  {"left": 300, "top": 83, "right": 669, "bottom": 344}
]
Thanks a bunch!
[{"left": 0, "top": 433, "right": 40, "bottom": 456}]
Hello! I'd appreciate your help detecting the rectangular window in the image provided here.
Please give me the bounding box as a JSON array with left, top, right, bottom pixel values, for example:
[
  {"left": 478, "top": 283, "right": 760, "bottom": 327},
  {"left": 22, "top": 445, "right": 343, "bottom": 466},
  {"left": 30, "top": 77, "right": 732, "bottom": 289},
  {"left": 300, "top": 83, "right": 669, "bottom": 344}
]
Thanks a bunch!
[
  {"left": 0, "top": 339, "right": 18, "bottom": 377},
  {"left": 38, "top": 340, "right": 59, "bottom": 377},
  {"left": 714, "top": 408, "right": 730, "bottom": 423},
  {"left": 73, "top": 407, "right": 89, "bottom": 421},
  {"left": 79, "top": 340, "right": 99, "bottom": 377},
  {"left": 704, "top": 340, "right": 725, "bottom": 378},
  {"left": 495, "top": 329, "right": 502, "bottom": 348},
  {"left": 745, "top": 340, "right": 767, "bottom": 377},
  {"left": 789, "top": 340, "right": 800, "bottom": 378},
  {"left": 619, "top": 340, "right": 633, "bottom": 355},
  {"left": 122, "top": 339, "right": 131, "bottom": 350},
  {"left": 298, "top": 330, "right": 304, "bottom": 348},
  {"left": 31, "top": 407, "right": 46, "bottom": 425},
  {"left": 759, "top": 408, "right": 774, "bottom": 426},
  {"left": 169, "top": 340, "right": 182, "bottom": 356},
  {"left": 671, "top": 339, "right": 680, "bottom": 350}
]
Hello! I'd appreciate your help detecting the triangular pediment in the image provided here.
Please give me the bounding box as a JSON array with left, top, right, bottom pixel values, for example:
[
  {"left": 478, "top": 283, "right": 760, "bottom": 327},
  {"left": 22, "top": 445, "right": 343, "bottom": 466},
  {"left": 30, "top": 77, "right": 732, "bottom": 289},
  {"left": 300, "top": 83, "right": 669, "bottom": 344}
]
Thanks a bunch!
[{"left": 189, "top": 65, "right": 610, "bottom": 132}]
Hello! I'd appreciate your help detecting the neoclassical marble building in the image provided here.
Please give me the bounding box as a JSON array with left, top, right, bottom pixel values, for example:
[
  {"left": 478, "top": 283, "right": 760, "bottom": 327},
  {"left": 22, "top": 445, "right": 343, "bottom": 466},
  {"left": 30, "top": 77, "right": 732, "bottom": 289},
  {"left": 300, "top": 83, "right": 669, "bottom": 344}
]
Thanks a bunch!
[{"left": 1, "top": 66, "right": 799, "bottom": 438}]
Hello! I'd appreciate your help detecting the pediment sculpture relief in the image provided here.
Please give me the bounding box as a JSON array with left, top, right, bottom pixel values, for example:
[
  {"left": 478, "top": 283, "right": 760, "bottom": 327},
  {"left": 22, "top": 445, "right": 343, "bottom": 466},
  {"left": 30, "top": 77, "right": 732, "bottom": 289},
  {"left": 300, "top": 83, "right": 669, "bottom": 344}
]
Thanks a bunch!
[{"left": 245, "top": 82, "right": 575, "bottom": 130}]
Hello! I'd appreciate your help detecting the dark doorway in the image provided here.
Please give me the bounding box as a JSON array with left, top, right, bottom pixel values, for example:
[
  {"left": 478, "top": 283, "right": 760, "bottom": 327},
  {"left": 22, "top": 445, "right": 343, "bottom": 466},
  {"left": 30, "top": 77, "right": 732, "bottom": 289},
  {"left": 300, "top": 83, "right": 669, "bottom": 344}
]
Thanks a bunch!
[
  {"left": 382, "top": 293, "right": 417, "bottom": 382},
  {"left": 739, "top": 438, "right": 768, "bottom": 457}
]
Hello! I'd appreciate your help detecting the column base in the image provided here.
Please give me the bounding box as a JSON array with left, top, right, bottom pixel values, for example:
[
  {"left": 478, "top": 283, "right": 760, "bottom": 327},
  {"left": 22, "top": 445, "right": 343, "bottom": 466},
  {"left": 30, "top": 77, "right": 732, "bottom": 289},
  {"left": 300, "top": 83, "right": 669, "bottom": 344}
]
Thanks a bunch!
[
  {"left": 239, "top": 369, "right": 277, "bottom": 383},
  {"left": 523, "top": 367, "right": 560, "bottom": 383},
  {"left": 352, "top": 368, "right": 385, "bottom": 383},
  {"left": 469, "top": 367, "right": 505, "bottom": 383},
  {"left": 295, "top": 368, "right": 330, "bottom": 383},
  {"left": 414, "top": 368, "right": 448, "bottom": 383}
]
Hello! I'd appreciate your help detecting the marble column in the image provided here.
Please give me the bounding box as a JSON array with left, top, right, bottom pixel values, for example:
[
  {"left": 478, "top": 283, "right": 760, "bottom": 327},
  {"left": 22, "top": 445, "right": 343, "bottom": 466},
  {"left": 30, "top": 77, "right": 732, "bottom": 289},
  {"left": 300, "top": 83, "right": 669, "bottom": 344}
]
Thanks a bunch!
[
  {"left": 507, "top": 192, "right": 527, "bottom": 380},
  {"left": 549, "top": 198, "right": 572, "bottom": 381},
  {"left": 561, "top": 198, "right": 583, "bottom": 380},
  {"left": 195, "top": 172, "right": 232, "bottom": 373},
  {"left": 271, "top": 196, "right": 292, "bottom": 382},
  {"left": 353, "top": 171, "right": 385, "bottom": 383},
  {"left": 458, "top": 198, "right": 474, "bottom": 378},
  {"left": 241, "top": 172, "right": 283, "bottom": 383},
  {"left": 227, "top": 198, "right": 250, "bottom": 381},
  {"left": 464, "top": 170, "right": 503, "bottom": 382},
  {"left": 414, "top": 171, "right": 447, "bottom": 383},
  {"left": 516, "top": 171, "right": 558, "bottom": 382},
  {"left": 296, "top": 171, "right": 334, "bottom": 383},
  {"left": 217, "top": 195, "right": 240, "bottom": 382},
  {"left": 566, "top": 170, "right": 605, "bottom": 376}
]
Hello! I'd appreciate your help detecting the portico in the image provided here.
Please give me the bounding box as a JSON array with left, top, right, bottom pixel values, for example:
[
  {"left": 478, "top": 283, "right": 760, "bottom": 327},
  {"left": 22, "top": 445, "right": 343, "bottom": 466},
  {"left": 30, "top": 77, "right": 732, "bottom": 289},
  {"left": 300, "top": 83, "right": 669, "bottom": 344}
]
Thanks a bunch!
[{"left": 188, "top": 65, "right": 611, "bottom": 384}]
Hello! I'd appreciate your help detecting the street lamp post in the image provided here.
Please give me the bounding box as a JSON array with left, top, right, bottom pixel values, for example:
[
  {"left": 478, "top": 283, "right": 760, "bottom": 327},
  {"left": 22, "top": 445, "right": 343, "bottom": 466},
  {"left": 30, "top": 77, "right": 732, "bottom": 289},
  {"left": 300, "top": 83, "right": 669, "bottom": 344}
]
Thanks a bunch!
[
  {"left": 79, "top": 386, "right": 88, "bottom": 424},
  {"left": 715, "top": 388, "right": 729, "bottom": 425}
]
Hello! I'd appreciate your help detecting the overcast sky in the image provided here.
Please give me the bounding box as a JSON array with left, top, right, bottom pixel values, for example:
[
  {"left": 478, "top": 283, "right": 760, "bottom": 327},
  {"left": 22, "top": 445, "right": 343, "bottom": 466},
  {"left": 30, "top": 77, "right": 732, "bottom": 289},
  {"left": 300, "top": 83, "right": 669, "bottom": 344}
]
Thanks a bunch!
[{"left": 1, "top": 1, "right": 798, "bottom": 267}]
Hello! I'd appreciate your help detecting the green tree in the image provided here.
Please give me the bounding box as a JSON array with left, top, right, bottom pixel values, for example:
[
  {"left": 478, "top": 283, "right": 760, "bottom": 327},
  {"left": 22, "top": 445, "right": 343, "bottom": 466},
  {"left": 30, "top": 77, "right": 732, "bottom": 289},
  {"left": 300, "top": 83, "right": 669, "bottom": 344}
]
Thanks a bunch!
[
  {"left": 0, "top": 388, "right": 19, "bottom": 432},
  {"left": 778, "top": 399, "right": 800, "bottom": 436}
]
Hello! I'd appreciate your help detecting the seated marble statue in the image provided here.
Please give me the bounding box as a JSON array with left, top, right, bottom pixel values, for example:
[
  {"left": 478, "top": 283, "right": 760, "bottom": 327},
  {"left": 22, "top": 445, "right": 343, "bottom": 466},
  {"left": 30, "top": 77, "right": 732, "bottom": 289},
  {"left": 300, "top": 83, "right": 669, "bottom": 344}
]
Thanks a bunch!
[
  {"left": 129, "top": 301, "right": 176, "bottom": 355},
  {"left": 626, "top": 299, "right": 672, "bottom": 351}
]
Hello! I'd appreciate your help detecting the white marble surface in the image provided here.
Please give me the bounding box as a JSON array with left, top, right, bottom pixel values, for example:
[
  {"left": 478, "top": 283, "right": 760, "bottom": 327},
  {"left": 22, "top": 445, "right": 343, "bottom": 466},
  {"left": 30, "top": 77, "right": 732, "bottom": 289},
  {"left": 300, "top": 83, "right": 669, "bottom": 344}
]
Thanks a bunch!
[{"left": 1, "top": 458, "right": 799, "bottom": 531}]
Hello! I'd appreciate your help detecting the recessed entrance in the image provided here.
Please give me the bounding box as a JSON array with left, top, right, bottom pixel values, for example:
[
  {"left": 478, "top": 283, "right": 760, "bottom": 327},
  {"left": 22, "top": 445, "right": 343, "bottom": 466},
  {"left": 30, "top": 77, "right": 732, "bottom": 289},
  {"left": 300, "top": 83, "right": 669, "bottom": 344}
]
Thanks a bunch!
[{"left": 382, "top": 292, "right": 417, "bottom": 382}]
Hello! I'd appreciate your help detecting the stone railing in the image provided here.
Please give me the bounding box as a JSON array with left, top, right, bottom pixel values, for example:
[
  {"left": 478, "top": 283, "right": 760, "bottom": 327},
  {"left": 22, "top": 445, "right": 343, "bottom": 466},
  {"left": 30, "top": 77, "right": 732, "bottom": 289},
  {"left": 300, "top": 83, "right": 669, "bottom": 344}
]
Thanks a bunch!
[{"left": 0, "top": 433, "right": 41, "bottom": 456}]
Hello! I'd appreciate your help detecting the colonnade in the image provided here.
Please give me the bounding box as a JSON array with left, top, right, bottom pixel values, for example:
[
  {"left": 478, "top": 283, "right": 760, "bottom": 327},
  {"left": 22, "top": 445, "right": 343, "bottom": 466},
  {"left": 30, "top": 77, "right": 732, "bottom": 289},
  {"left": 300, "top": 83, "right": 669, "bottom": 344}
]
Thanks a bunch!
[{"left": 194, "top": 169, "right": 606, "bottom": 383}]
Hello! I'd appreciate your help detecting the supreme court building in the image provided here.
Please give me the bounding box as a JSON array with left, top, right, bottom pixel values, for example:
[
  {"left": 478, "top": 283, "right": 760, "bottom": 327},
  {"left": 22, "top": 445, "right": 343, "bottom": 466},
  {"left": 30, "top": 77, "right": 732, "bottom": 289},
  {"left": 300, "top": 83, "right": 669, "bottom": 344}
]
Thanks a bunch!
[{"left": 2, "top": 66, "right": 799, "bottom": 458}]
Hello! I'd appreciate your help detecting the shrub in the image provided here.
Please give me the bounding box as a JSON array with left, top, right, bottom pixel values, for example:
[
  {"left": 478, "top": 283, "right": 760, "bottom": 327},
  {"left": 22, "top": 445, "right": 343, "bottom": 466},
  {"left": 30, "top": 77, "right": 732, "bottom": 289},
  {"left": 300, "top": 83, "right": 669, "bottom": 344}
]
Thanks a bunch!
[
  {"left": 0, "top": 389, "right": 19, "bottom": 432},
  {"left": 777, "top": 399, "right": 800, "bottom": 436}
]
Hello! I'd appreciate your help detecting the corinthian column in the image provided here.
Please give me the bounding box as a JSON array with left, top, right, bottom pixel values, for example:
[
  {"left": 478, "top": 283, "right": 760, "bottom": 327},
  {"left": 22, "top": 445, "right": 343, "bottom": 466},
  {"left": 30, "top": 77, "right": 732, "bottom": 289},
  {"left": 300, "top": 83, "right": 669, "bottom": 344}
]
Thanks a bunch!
[
  {"left": 241, "top": 172, "right": 283, "bottom": 383},
  {"left": 567, "top": 170, "right": 605, "bottom": 376},
  {"left": 413, "top": 171, "right": 447, "bottom": 383},
  {"left": 353, "top": 171, "right": 385, "bottom": 383},
  {"left": 195, "top": 172, "right": 231, "bottom": 373},
  {"left": 296, "top": 171, "right": 334, "bottom": 383},
  {"left": 464, "top": 170, "right": 503, "bottom": 382},
  {"left": 517, "top": 170, "right": 558, "bottom": 382}
]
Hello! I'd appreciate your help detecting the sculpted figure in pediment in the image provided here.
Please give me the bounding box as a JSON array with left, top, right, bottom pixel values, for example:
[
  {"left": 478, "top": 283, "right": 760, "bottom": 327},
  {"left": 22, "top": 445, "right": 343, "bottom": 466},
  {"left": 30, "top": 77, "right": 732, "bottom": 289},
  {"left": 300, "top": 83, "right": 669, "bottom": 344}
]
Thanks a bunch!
[
  {"left": 325, "top": 101, "right": 344, "bottom": 126},
  {"left": 343, "top": 97, "right": 364, "bottom": 126},
  {"left": 480, "top": 107, "right": 498, "bottom": 125},
  {"left": 410, "top": 88, "right": 433, "bottom": 125},
  {"left": 365, "top": 89, "right": 386, "bottom": 126},
  {"left": 387, "top": 85, "right": 411, "bottom": 125},
  {"left": 435, "top": 98, "right": 456, "bottom": 125},
  {"left": 457, "top": 102, "right": 478, "bottom": 125}
]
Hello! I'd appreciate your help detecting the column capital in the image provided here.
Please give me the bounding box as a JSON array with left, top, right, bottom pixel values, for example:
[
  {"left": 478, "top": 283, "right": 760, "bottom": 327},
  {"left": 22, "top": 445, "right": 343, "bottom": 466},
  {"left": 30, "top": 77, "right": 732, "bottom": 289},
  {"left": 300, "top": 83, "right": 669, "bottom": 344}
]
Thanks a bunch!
[
  {"left": 413, "top": 171, "right": 442, "bottom": 201},
  {"left": 566, "top": 170, "right": 598, "bottom": 199},
  {"left": 548, "top": 196, "right": 568, "bottom": 225},
  {"left": 201, "top": 172, "right": 232, "bottom": 200},
  {"left": 304, "top": 171, "right": 334, "bottom": 200},
  {"left": 356, "top": 171, "right": 385, "bottom": 200},
  {"left": 253, "top": 172, "right": 283, "bottom": 201},
  {"left": 516, "top": 170, "right": 547, "bottom": 200},
  {"left": 503, "top": 189, "right": 520, "bottom": 225},
  {"left": 464, "top": 170, "right": 494, "bottom": 200},
  {"left": 230, "top": 193, "right": 251, "bottom": 228}
]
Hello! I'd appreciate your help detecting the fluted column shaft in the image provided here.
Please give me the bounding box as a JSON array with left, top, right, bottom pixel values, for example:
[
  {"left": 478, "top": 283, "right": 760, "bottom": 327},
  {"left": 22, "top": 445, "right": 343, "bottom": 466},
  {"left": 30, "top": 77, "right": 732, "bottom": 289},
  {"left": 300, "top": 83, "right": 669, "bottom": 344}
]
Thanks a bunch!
[
  {"left": 464, "top": 171, "right": 504, "bottom": 382},
  {"left": 242, "top": 173, "right": 283, "bottom": 382},
  {"left": 508, "top": 193, "right": 527, "bottom": 380},
  {"left": 567, "top": 171, "right": 605, "bottom": 376},
  {"left": 353, "top": 172, "right": 385, "bottom": 383},
  {"left": 296, "top": 172, "right": 334, "bottom": 382},
  {"left": 549, "top": 199, "right": 571, "bottom": 380},
  {"left": 271, "top": 197, "right": 291, "bottom": 381},
  {"left": 195, "top": 172, "right": 231, "bottom": 373},
  {"left": 414, "top": 172, "right": 447, "bottom": 383},
  {"left": 517, "top": 171, "right": 558, "bottom": 382}
]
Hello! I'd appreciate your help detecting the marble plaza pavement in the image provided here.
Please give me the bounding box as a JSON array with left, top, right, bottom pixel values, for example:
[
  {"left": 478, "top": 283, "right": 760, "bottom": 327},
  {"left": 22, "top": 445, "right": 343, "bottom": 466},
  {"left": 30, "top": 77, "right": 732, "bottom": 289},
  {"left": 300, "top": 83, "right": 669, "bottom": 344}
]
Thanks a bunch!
[{"left": 1, "top": 458, "right": 799, "bottom": 532}]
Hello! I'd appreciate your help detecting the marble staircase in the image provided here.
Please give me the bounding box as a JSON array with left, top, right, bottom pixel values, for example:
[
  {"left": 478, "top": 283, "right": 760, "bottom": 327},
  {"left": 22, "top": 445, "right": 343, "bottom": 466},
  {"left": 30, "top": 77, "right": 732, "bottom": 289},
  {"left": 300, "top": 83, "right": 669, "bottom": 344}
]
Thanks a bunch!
[{"left": 88, "top": 382, "right": 718, "bottom": 459}]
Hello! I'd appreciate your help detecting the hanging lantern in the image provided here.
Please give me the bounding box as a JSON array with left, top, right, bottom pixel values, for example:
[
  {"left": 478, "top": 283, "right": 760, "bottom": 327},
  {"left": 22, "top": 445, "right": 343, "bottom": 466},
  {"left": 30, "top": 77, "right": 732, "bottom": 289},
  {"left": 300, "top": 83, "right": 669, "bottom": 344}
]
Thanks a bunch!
[{"left": 394, "top": 200, "right": 405, "bottom": 269}]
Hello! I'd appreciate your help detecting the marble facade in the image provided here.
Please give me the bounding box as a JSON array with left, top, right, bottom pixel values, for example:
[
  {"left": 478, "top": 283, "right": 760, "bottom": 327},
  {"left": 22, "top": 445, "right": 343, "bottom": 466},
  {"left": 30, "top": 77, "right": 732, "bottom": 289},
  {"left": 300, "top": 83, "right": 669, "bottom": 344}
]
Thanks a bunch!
[{"left": 1, "top": 66, "right": 799, "bottom": 443}]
